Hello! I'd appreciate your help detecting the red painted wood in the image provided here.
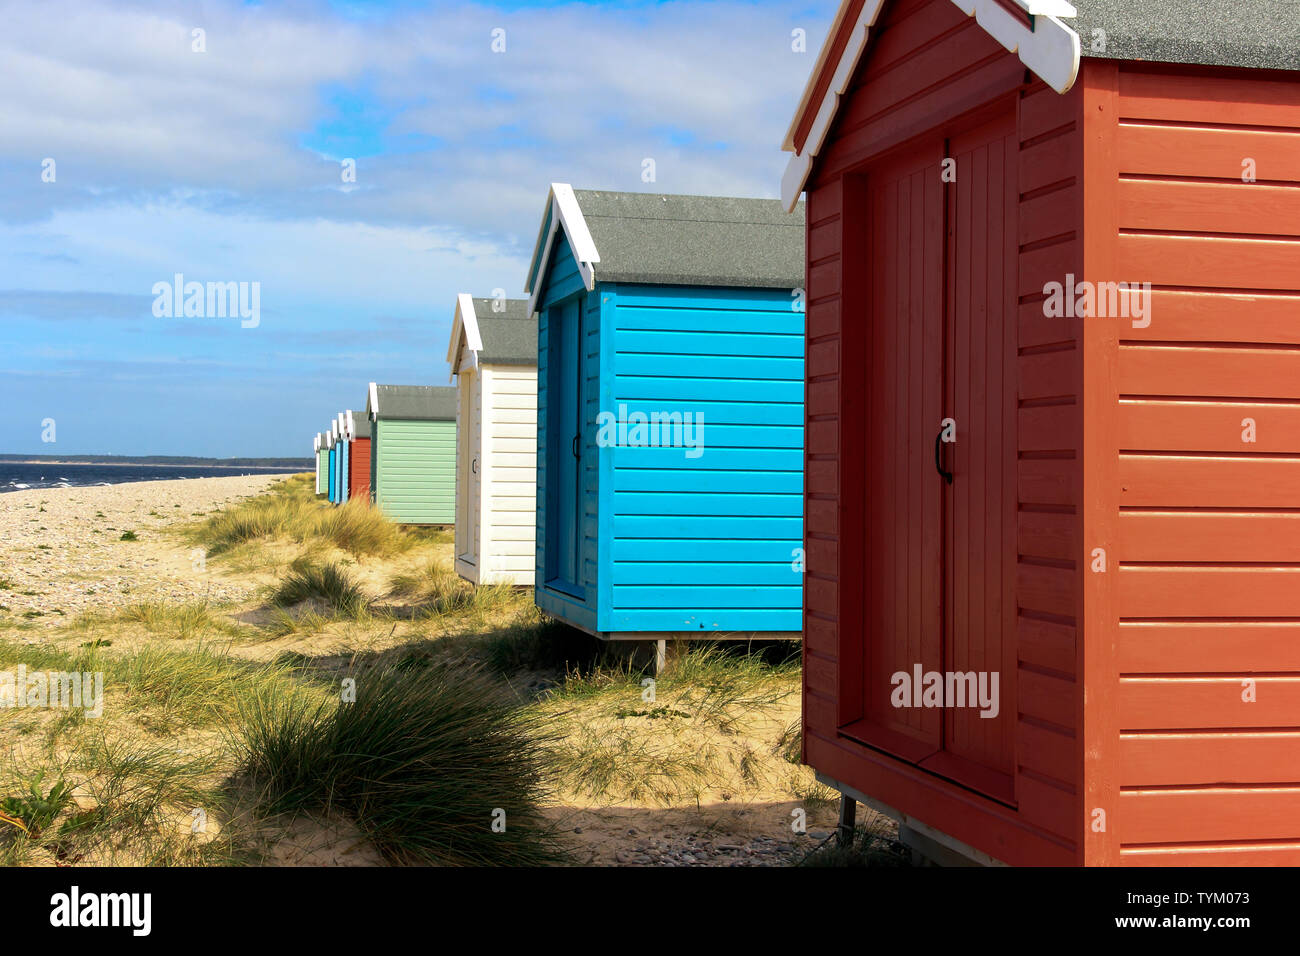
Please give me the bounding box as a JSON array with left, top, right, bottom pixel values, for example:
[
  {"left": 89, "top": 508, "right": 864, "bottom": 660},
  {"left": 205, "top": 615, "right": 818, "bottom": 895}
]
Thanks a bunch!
[
  {"left": 799, "top": 0, "right": 1090, "bottom": 865},
  {"left": 348, "top": 437, "right": 371, "bottom": 501},
  {"left": 932, "top": 112, "right": 1019, "bottom": 801},
  {"left": 1102, "top": 62, "right": 1300, "bottom": 864},
  {"left": 862, "top": 143, "right": 943, "bottom": 752}
]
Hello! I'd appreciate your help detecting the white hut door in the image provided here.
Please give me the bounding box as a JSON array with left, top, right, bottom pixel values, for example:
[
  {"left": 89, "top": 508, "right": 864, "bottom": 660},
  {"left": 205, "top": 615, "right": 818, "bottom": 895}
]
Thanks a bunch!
[
  {"left": 470, "top": 369, "right": 482, "bottom": 564},
  {"left": 459, "top": 367, "right": 479, "bottom": 565}
]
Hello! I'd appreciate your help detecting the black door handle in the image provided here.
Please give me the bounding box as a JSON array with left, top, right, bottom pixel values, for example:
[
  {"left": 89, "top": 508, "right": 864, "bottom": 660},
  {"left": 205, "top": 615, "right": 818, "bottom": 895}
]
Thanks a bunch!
[
  {"left": 934, "top": 428, "right": 953, "bottom": 485},
  {"left": 471, "top": 458, "right": 478, "bottom": 475},
  {"left": 572, "top": 435, "right": 580, "bottom": 459}
]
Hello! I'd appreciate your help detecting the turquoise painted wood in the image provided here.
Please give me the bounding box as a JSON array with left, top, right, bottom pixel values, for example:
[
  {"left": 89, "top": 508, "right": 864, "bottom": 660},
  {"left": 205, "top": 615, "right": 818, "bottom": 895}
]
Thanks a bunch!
[
  {"left": 534, "top": 239, "right": 806, "bottom": 637},
  {"left": 338, "top": 439, "right": 346, "bottom": 503},
  {"left": 328, "top": 446, "right": 337, "bottom": 502},
  {"left": 336, "top": 438, "right": 349, "bottom": 504}
]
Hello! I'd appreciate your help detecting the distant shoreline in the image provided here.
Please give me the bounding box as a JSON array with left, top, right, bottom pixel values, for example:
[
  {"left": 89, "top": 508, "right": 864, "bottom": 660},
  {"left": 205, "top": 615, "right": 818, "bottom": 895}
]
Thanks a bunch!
[{"left": 2, "top": 460, "right": 309, "bottom": 469}]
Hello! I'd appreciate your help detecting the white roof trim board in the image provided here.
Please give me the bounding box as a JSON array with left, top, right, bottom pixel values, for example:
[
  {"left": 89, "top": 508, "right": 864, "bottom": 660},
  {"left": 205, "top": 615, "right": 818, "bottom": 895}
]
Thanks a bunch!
[
  {"left": 780, "top": 0, "right": 1081, "bottom": 211},
  {"left": 368, "top": 381, "right": 379, "bottom": 420},
  {"left": 524, "top": 183, "right": 601, "bottom": 316},
  {"left": 345, "top": 409, "right": 356, "bottom": 438},
  {"left": 314, "top": 434, "right": 321, "bottom": 453},
  {"left": 446, "top": 292, "right": 485, "bottom": 380}
]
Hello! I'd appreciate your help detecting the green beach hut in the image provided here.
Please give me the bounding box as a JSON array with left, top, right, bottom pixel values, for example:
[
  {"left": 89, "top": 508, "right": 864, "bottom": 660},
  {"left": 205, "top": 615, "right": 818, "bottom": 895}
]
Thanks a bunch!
[
  {"left": 366, "top": 383, "right": 457, "bottom": 525},
  {"left": 314, "top": 432, "right": 328, "bottom": 496}
]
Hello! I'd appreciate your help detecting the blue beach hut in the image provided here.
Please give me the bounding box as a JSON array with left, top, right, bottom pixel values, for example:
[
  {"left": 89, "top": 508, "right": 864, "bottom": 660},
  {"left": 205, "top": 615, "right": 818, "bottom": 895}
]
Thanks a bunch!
[
  {"left": 334, "top": 414, "right": 349, "bottom": 504},
  {"left": 326, "top": 428, "right": 338, "bottom": 503},
  {"left": 525, "top": 184, "right": 806, "bottom": 645}
]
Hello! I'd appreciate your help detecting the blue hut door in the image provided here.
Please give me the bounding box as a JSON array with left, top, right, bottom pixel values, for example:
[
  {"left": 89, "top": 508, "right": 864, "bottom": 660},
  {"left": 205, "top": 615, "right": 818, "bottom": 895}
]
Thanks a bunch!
[
  {"left": 339, "top": 440, "right": 348, "bottom": 503},
  {"left": 546, "top": 297, "right": 584, "bottom": 594}
]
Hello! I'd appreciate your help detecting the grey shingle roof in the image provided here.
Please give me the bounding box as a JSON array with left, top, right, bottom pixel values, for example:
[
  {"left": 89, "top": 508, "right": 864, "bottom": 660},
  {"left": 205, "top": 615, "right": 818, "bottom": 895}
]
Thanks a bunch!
[
  {"left": 368, "top": 385, "right": 456, "bottom": 422},
  {"left": 472, "top": 297, "right": 536, "bottom": 365},
  {"left": 1073, "top": 0, "right": 1300, "bottom": 72},
  {"left": 572, "top": 190, "right": 806, "bottom": 290}
]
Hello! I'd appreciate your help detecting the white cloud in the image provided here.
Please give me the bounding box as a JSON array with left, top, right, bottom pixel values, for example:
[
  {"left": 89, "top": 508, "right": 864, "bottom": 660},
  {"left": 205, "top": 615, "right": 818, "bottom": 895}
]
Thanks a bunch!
[
  {"left": 0, "top": 0, "right": 834, "bottom": 455},
  {"left": 0, "top": 0, "right": 829, "bottom": 233}
]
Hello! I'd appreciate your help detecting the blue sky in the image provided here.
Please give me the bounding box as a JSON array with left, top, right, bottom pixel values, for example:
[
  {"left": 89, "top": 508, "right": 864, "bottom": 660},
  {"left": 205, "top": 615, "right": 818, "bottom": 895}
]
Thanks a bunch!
[{"left": 0, "top": 0, "right": 835, "bottom": 457}]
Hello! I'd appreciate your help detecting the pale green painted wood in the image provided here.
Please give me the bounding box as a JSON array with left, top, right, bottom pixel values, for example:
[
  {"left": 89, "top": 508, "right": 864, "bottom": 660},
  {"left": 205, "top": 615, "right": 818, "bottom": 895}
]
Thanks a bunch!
[{"left": 372, "top": 419, "right": 456, "bottom": 524}]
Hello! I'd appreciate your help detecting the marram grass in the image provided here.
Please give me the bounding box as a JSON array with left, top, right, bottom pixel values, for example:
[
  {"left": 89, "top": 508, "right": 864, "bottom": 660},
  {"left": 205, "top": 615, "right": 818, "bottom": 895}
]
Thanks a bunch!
[
  {"left": 189, "top": 475, "right": 412, "bottom": 559},
  {"left": 269, "top": 560, "right": 367, "bottom": 617},
  {"left": 231, "top": 663, "right": 567, "bottom": 866}
]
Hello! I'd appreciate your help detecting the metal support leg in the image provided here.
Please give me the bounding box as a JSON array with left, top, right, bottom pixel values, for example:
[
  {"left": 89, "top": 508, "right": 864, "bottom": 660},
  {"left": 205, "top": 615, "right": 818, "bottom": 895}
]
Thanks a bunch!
[
  {"left": 655, "top": 639, "right": 667, "bottom": 676},
  {"left": 836, "top": 794, "right": 856, "bottom": 849}
]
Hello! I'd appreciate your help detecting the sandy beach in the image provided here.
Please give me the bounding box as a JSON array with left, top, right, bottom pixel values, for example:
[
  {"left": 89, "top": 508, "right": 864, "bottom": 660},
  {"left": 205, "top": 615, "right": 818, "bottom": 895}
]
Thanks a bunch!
[
  {"left": 0, "top": 474, "right": 297, "bottom": 626},
  {"left": 0, "top": 472, "right": 852, "bottom": 868}
]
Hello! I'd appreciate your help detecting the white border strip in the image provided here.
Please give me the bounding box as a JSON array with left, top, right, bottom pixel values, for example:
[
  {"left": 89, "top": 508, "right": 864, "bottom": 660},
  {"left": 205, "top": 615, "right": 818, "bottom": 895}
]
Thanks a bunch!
[
  {"left": 780, "top": 0, "right": 1080, "bottom": 211},
  {"left": 525, "top": 183, "right": 601, "bottom": 316},
  {"left": 447, "top": 292, "right": 484, "bottom": 379},
  {"left": 368, "top": 381, "right": 379, "bottom": 420},
  {"left": 952, "top": 0, "right": 1080, "bottom": 92}
]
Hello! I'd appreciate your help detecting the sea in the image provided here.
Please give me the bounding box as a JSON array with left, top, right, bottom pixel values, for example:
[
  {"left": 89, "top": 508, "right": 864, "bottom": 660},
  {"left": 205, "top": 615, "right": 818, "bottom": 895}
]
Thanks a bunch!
[{"left": 0, "top": 462, "right": 305, "bottom": 493}]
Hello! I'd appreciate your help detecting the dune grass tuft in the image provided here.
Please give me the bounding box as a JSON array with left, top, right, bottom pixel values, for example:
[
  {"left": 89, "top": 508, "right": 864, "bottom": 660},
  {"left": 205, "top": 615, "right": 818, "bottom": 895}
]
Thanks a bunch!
[
  {"left": 386, "top": 562, "right": 518, "bottom": 618},
  {"left": 232, "top": 663, "right": 566, "bottom": 866},
  {"left": 534, "top": 642, "right": 803, "bottom": 805},
  {"left": 98, "top": 601, "right": 247, "bottom": 641},
  {"left": 188, "top": 476, "right": 411, "bottom": 559},
  {"left": 798, "top": 816, "right": 911, "bottom": 868},
  {"left": 0, "top": 737, "right": 230, "bottom": 866},
  {"left": 269, "top": 561, "right": 367, "bottom": 617}
]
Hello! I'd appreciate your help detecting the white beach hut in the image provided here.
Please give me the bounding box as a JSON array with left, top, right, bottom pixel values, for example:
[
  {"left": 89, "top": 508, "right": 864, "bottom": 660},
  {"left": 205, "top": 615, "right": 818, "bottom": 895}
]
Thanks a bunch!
[
  {"left": 314, "top": 433, "right": 326, "bottom": 495},
  {"left": 446, "top": 293, "right": 538, "bottom": 586}
]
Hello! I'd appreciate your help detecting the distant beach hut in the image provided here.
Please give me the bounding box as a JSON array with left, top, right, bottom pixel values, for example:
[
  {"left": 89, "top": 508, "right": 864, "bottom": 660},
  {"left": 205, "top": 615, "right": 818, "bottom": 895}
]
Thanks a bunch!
[
  {"left": 447, "top": 293, "right": 538, "bottom": 585},
  {"left": 314, "top": 433, "right": 328, "bottom": 496},
  {"left": 345, "top": 409, "right": 372, "bottom": 503},
  {"left": 325, "top": 429, "right": 338, "bottom": 503},
  {"left": 524, "top": 184, "right": 806, "bottom": 644},
  {"left": 333, "top": 414, "right": 348, "bottom": 504},
  {"left": 366, "top": 383, "right": 457, "bottom": 525}
]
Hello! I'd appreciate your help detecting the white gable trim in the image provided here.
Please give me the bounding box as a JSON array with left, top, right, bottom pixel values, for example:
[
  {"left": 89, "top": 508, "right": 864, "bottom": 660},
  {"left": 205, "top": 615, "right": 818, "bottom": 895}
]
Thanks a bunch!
[
  {"left": 956, "top": 0, "right": 1080, "bottom": 93},
  {"left": 314, "top": 434, "right": 321, "bottom": 453},
  {"left": 780, "top": 0, "right": 1080, "bottom": 211},
  {"left": 345, "top": 409, "right": 356, "bottom": 439},
  {"left": 447, "top": 292, "right": 485, "bottom": 380},
  {"left": 524, "top": 183, "right": 601, "bottom": 316},
  {"left": 368, "top": 381, "right": 379, "bottom": 420}
]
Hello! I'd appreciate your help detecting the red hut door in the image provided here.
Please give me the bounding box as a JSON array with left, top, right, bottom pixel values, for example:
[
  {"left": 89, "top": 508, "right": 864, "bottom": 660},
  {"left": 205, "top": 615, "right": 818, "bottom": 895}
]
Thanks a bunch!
[{"left": 851, "top": 108, "right": 1018, "bottom": 804}]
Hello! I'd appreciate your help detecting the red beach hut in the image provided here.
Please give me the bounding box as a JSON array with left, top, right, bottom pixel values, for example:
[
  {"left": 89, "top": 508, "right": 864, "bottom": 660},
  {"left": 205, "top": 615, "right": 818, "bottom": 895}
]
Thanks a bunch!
[
  {"left": 345, "top": 409, "right": 372, "bottom": 503},
  {"left": 783, "top": 0, "right": 1300, "bottom": 865}
]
